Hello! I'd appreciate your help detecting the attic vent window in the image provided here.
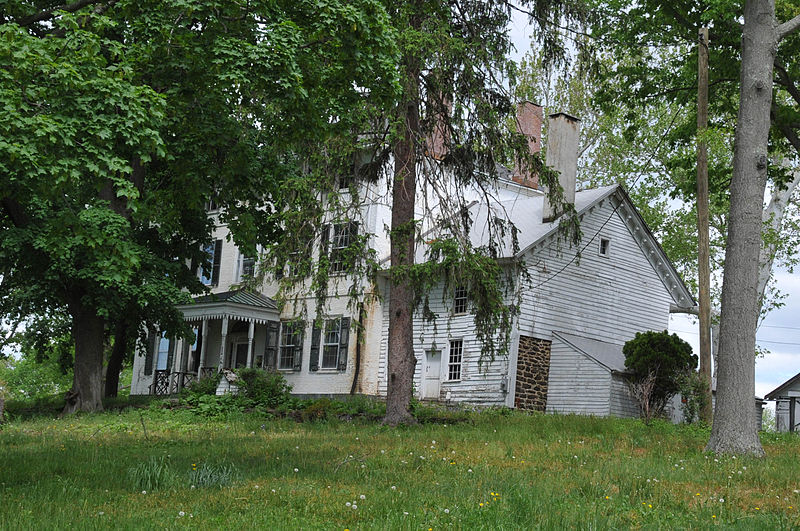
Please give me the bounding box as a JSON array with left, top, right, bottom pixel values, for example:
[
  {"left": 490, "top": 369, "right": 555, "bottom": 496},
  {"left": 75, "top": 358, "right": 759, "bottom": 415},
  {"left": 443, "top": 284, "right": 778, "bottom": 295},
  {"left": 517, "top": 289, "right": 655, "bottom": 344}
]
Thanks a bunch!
[{"left": 599, "top": 238, "right": 610, "bottom": 257}]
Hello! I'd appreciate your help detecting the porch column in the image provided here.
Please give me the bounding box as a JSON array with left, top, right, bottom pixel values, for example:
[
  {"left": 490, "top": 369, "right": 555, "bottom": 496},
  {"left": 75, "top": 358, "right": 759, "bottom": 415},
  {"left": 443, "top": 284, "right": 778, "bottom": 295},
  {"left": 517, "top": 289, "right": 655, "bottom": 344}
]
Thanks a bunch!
[
  {"left": 177, "top": 338, "right": 190, "bottom": 392},
  {"left": 218, "top": 316, "right": 229, "bottom": 370},
  {"left": 246, "top": 320, "right": 255, "bottom": 368},
  {"left": 197, "top": 318, "right": 209, "bottom": 378}
]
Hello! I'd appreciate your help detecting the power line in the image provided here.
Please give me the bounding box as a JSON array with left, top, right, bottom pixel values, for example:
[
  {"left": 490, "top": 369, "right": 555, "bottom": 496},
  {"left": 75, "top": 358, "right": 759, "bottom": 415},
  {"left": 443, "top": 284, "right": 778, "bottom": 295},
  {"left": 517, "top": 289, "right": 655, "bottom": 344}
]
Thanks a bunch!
[{"left": 508, "top": 3, "right": 690, "bottom": 50}]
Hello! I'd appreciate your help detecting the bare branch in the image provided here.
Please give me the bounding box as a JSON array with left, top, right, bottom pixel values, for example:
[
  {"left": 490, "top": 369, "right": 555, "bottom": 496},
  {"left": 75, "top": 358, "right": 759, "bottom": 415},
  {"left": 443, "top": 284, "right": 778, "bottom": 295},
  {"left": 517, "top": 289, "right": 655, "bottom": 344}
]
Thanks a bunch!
[
  {"left": 16, "top": 0, "right": 107, "bottom": 27},
  {"left": 777, "top": 14, "right": 800, "bottom": 42}
]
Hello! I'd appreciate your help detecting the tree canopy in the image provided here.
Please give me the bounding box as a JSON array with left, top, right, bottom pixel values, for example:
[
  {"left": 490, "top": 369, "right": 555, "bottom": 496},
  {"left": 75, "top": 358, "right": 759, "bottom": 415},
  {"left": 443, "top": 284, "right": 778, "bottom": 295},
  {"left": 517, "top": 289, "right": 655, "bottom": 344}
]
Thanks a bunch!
[{"left": 0, "top": 0, "right": 398, "bottom": 412}]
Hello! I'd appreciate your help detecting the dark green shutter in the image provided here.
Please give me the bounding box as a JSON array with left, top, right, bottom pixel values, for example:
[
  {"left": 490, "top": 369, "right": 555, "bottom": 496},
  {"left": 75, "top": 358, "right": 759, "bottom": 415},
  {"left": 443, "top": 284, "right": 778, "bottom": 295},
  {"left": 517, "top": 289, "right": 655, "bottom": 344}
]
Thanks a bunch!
[
  {"left": 144, "top": 329, "right": 156, "bottom": 376},
  {"left": 211, "top": 239, "right": 222, "bottom": 286},
  {"left": 338, "top": 317, "right": 351, "bottom": 371},
  {"left": 265, "top": 320, "right": 279, "bottom": 370},
  {"left": 320, "top": 225, "right": 330, "bottom": 266},
  {"left": 292, "top": 322, "right": 304, "bottom": 371},
  {"left": 310, "top": 322, "right": 321, "bottom": 371}
]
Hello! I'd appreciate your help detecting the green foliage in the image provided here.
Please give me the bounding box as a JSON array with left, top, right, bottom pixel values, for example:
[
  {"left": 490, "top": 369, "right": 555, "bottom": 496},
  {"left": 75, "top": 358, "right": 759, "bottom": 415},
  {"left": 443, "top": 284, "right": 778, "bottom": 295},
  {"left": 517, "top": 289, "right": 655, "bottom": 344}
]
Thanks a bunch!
[
  {"left": 235, "top": 368, "right": 292, "bottom": 408},
  {"left": 4, "top": 407, "right": 799, "bottom": 528},
  {"left": 183, "top": 373, "right": 222, "bottom": 399},
  {"left": 624, "top": 330, "right": 698, "bottom": 413},
  {"left": 1, "top": 0, "right": 399, "bottom": 411},
  {"left": 678, "top": 371, "right": 710, "bottom": 425},
  {"left": 191, "top": 394, "right": 243, "bottom": 419},
  {"left": 127, "top": 456, "right": 176, "bottom": 492},
  {"left": 189, "top": 462, "right": 237, "bottom": 488}
]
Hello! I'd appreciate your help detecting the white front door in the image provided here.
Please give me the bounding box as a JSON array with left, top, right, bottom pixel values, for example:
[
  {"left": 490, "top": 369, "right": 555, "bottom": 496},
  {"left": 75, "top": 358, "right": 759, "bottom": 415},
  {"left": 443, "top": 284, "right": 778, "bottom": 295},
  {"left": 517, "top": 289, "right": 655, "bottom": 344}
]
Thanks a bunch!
[{"left": 423, "top": 349, "right": 442, "bottom": 399}]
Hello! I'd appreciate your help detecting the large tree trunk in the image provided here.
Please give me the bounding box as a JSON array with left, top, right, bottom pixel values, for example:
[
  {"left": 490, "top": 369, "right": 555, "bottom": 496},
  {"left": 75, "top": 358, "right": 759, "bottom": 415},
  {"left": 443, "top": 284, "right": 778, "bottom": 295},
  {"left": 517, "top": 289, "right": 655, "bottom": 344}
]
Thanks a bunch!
[
  {"left": 384, "top": 56, "right": 421, "bottom": 427},
  {"left": 706, "top": 0, "right": 775, "bottom": 456},
  {"left": 104, "top": 319, "right": 129, "bottom": 398},
  {"left": 64, "top": 295, "right": 106, "bottom": 414}
]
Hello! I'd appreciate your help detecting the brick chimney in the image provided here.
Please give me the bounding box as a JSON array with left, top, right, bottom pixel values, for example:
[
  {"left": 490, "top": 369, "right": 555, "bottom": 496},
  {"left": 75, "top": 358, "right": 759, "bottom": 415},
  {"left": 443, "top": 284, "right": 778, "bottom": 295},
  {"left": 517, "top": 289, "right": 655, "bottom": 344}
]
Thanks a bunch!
[
  {"left": 542, "top": 112, "right": 580, "bottom": 223},
  {"left": 512, "top": 101, "right": 543, "bottom": 189}
]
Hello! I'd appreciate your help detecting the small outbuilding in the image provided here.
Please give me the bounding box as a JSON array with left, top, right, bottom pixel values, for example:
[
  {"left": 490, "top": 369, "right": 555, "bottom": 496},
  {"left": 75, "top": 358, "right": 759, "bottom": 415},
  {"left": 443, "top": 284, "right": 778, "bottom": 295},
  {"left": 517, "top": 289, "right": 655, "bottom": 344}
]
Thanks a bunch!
[{"left": 765, "top": 372, "right": 800, "bottom": 432}]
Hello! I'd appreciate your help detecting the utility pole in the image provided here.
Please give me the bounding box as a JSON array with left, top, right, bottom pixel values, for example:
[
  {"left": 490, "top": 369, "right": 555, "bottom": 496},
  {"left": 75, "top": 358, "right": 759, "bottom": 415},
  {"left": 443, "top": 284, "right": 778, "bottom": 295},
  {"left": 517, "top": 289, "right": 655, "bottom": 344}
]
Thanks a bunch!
[{"left": 696, "top": 27, "right": 713, "bottom": 424}]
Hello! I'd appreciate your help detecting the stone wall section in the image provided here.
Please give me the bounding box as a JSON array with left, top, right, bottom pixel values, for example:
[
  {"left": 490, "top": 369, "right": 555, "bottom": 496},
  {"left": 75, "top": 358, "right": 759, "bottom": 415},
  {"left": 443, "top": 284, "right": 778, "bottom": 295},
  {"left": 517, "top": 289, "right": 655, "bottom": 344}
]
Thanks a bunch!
[{"left": 514, "top": 335, "right": 552, "bottom": 411}]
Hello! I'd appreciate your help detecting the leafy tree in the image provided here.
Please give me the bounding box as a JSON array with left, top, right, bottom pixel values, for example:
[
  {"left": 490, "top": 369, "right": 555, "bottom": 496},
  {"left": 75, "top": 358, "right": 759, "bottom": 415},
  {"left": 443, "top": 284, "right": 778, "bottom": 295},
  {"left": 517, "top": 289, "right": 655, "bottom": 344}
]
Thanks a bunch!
[
  {"left": 623, "top": 330, "right": 697, "bottom": 416},
  {"left": 581, "top": 0, "right": 800, "bottom": 454},
  {"left": 0, "top": 1, "right": 397, "bottom": 413}
]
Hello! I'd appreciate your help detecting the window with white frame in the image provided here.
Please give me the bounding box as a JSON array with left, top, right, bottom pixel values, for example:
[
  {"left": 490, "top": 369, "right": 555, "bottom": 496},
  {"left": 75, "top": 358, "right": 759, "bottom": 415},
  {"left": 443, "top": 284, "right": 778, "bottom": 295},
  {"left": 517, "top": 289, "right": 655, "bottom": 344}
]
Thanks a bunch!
[
  {"left": 238, "top": 252, "right": 256, "bottom": 281},
  {"left": 447, "top": 339, "right": 463, "bottom": 381},
  {"left": 199, "top": 240, "right": 222, "bottom": 286},
  {"left": 310, "top": 317, "right": 351, "bottom": 371},
  {"left": 278, "top": 322, "right": 303, "bottom": 370},
  {"left": 599, "top": 237, "right": 610, "bottom": 257},
  {"left": 330, "top": 223, "right": 356, "bottom": 274},
  {"left": 453, "top": 286, "right": 468, "bottom": 314}
]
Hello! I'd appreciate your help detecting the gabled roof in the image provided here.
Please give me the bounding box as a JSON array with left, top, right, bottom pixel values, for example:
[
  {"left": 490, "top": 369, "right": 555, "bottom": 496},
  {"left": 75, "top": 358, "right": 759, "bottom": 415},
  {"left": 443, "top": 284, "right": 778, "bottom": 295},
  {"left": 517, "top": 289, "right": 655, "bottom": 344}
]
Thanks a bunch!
[
  {"left": 552, "top": 331, "right": 629, "bottom": 373},
  {"left": 765, "top": 371, "right": 800, "bottom": 400},
  {"left": 466, "top": 184, "right": 694, "bottom": 308}
]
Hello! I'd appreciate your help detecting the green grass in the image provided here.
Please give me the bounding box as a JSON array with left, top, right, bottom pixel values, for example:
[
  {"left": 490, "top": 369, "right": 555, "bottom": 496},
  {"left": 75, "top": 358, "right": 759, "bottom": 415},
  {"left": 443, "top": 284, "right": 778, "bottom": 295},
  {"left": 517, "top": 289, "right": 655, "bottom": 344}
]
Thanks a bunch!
[{"left": 1, "top": 405, "right": 798, "bottom": 529}]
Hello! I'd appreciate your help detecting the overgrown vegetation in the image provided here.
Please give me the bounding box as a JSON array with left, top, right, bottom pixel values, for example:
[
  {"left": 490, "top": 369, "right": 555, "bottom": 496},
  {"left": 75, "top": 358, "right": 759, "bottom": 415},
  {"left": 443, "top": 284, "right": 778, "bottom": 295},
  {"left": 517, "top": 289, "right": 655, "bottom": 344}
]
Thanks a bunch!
[{"left": 1, "top": 405, "right": 798, "bottom": 529}]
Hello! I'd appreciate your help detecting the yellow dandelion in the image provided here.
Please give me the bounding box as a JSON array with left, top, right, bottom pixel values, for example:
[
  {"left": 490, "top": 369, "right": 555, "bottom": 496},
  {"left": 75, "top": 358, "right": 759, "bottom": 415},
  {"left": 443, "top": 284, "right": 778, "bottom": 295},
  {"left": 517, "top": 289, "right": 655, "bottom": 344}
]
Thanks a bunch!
[
  {"left": 605, "top": 496, "right": 610, "bottom": 500},
  {"left": 479, "top": 503, "right": 484, "bottom": 507},
  {"left": 712, "top": 515, "right": 716, "bottom": 519},
  {"left": 648, "top": 504, "right": 652, "bottom": 508},
  {"left": 755, "top": 507, "right": 760, "bottom": 510}
]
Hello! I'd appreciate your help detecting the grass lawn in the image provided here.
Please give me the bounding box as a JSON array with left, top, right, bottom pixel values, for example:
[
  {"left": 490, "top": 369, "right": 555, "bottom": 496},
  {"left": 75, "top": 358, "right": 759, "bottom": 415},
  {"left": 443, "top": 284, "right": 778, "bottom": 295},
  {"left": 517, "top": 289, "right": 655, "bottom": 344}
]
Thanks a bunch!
[{"left": 1, "top": 403, "right": 798, "bottom": 529}]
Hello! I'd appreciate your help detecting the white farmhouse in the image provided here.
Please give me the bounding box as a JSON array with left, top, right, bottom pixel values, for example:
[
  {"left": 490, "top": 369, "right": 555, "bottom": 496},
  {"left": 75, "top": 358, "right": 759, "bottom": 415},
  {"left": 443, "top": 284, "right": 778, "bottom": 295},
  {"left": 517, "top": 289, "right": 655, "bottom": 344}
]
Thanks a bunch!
[{"left": 130, "top": 103, "right": 695, "bottom": 419}]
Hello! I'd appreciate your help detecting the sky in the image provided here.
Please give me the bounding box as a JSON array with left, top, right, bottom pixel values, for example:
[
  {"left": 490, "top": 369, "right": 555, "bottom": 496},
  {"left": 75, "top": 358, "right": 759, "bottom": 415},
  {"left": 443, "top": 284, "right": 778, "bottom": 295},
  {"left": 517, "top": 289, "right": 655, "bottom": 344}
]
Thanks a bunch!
[{"left": 508, "top": 10, "right": 800, "bottom": 404}]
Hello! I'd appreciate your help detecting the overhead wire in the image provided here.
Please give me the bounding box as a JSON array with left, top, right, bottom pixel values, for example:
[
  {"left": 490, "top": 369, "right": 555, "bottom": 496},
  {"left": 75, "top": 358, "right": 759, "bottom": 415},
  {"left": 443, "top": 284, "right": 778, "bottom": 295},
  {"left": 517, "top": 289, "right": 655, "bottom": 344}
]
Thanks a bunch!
[{"left": 529, "top": 104, "right": 683, "bottom": 290}]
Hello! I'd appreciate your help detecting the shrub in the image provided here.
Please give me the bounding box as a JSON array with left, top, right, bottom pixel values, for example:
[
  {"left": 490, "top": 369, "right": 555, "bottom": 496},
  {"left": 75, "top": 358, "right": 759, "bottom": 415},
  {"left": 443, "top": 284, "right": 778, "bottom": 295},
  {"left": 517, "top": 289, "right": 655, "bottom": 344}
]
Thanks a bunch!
[
  {"left": 677, "top": 371, "right": 710, "bottom": 424},
  {"left": 235, "top": 369, "right": 292, "bottom": 408},
  {"left": 302, "top": 397, "right": 334, "bottom": 422},
  {"left": 623, "top": 330, "right": 697, "bottom": 419}
]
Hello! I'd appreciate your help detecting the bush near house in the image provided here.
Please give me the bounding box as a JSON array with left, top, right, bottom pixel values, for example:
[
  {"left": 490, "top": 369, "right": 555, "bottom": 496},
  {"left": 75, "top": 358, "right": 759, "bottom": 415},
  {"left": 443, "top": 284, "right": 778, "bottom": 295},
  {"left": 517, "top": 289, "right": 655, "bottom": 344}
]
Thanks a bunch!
[{"left": 623, "top": 330, "right": 697, "bottom": 419}]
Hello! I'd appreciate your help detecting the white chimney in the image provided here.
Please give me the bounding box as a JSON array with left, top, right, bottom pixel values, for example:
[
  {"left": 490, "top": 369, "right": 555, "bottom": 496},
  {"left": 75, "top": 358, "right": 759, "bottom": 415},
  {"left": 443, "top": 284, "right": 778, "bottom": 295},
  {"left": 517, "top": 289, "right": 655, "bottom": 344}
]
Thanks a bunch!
[{"left": 542, "top": 112, "right": 580, "bottom": 223}]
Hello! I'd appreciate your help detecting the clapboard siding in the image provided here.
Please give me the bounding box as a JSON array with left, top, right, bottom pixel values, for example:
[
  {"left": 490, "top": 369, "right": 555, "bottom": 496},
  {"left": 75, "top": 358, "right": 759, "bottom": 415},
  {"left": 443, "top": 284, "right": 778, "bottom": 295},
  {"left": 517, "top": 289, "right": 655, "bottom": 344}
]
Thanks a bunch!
[
  {"left": 520, "top": 199, "right": 673, "bottom": 346},
  {"left": 376, "top": 282, "right": 509, "bottom": 406},
  {"left": 609, "top": 375, "right": 638, "bottom": 418},
  {"left": 546, "top": 339, "right": 610, "bottom": 416}
]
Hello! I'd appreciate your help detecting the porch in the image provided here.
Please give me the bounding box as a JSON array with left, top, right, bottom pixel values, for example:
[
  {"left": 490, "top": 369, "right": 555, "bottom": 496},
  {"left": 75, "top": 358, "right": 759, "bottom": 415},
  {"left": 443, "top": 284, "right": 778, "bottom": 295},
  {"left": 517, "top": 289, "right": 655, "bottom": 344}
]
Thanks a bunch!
[{"left": 148, "top": 290, "right": 280, "bottom": 395}]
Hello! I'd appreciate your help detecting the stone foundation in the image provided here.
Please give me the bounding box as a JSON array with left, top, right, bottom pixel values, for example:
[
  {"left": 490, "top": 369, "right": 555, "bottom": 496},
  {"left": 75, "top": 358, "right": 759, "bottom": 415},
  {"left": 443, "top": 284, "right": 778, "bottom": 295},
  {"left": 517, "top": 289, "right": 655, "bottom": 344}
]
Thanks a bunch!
[{"left": 514, "top": 336, "right": 551, "bottom": 411}]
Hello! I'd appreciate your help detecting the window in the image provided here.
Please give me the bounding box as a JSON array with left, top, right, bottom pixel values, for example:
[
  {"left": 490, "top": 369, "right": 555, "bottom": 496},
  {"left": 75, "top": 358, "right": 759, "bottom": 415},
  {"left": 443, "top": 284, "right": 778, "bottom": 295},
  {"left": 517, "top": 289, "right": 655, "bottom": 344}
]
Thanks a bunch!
[
  {"left": 327, "top": 222, "right": 358, "bottom": 274},
  {"left": 447, "top": 339, "right": 463, "bottom": 381},
  {"left": 278, "top": 322, "right": 303, "bottom": 370},
  {"left": 453, "top": 286, "right": 468, "bottom": 314},
  {"left": 205, "top": 198, "right": 219, "bottom": 212},
  {"left": 199, "top": 240, "right": 222, "bottom": 286},
  {"left": 310, "top": 317, "right": 351, "bottom": 371},
  {"left": 599, "top": 238, "right": 610, "bottom": 257},
  {"left": 238, "top": 253, "right": 256, "bottom": 281},
  {"left": 156, "top": 335, "right": 171, "bottom": 371}
]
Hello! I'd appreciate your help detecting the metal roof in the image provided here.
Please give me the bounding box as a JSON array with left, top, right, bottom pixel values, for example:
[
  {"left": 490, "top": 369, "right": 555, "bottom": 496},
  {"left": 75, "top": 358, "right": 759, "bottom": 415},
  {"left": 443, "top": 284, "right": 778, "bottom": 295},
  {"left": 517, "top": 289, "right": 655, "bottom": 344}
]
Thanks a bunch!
[
  {"left": 552, "top": 331, "right": 629, "bottom": 373},
  {"left": 765, "top": 371, "right": 800, "bottom": 400},
  {"left": 192, "top": 290, "right": 278, "bottom": 311}
]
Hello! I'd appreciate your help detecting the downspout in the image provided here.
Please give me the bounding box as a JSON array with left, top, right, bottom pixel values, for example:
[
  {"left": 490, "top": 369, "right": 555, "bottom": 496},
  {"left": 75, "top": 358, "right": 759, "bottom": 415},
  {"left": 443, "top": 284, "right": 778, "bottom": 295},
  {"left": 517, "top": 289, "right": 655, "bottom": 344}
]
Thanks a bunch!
[{"left": 350, "top": 302, "right": 365, "bottom": 395}]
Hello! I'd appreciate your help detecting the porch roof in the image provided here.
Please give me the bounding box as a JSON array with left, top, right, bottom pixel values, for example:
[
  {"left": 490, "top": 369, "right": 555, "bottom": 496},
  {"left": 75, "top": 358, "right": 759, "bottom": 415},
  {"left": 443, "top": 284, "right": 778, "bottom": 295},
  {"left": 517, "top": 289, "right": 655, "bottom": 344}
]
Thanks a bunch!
[{"left": 177, "top": 289, "right": 279, "bottom": 325}]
